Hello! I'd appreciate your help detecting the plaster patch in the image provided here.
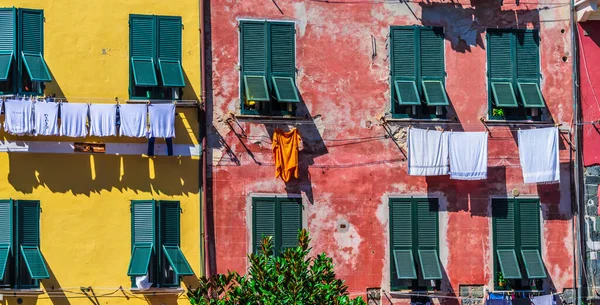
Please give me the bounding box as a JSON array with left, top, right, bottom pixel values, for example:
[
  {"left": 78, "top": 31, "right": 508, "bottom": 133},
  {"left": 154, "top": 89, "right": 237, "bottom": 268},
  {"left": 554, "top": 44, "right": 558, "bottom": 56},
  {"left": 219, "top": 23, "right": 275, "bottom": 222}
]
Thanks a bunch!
[{"left": 332, "top": 219, "right": 363, "bottom": 269}]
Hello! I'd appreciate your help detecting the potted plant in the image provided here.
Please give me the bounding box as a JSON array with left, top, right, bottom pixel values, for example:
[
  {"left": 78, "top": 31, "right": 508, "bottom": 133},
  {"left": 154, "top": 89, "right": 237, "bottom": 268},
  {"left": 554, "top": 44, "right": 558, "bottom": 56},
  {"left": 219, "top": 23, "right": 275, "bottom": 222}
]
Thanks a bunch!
[
  {"left": 492, "top": 108, "right": 505, "bottom": 117},
  {"left": 498, "top": 272, "right": 509, "bottom": 289}
]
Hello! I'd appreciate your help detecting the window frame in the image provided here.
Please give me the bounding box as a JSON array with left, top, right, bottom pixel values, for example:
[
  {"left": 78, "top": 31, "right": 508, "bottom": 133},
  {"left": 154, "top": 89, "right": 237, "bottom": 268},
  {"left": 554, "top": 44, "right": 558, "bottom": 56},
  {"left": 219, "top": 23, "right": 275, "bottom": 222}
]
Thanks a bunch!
[
  {"left": 251, "top": 196, "right": 302, "bottom": 256},
  {"left": 486, "top": 29, "right": 545, "bottom": 121},
  {"left": 239, "top": 20, "right": 299, "bottom": 117},
  {"left": 389, "top": 26, "right": 447, "bottom": 119}
]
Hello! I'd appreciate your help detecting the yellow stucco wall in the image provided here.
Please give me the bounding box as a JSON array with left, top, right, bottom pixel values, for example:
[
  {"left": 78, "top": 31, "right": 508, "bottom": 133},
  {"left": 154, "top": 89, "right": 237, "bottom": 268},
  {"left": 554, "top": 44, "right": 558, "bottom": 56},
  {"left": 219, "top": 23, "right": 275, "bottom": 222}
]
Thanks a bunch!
[{"left": 0, "top": 1, "right": 202, "bottom": 305}]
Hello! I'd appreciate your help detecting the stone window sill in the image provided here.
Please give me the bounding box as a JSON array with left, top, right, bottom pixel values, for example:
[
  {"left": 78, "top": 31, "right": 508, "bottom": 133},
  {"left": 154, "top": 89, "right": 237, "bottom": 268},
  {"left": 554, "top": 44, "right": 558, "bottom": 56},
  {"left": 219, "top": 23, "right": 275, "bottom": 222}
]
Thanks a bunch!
[
  {"left": 129, "top": 288, "right": 184, "bottom": 295},
  {"left": 0, "top": 288, "right": 44, "bottom": 295}
]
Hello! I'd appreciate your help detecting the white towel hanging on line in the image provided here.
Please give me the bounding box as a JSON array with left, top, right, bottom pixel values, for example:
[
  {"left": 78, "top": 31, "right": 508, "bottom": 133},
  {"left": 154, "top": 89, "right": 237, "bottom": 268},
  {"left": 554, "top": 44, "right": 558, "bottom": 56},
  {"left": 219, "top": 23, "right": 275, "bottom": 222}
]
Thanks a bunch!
[
  {"left": 4, "top": 99, "right": 34, "bottom": 135},
  {"left": 89, "top": 104, "right": 117, "bottom": 137},
  {"left": 517, "top": 127, "right": 560, "bottom": 184},
  {"left": 448, "top": 131, "right": 488, "bottom": 180},
  {"left": 60, "top": 103, "right": 89, "bottom": 138},
  {"left": 407, "top": 128, "right": 449, "bottom": 176}
]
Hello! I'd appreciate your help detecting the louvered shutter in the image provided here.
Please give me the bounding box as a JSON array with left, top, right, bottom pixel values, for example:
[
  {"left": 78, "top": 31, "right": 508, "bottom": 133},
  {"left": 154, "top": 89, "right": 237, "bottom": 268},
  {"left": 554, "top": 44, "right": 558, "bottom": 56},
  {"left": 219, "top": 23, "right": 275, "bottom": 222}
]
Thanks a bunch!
[
  {"left": 278, "top": 197, "right": 302, "bottom": 253},
  {"left": 0, "top": 8, "right": 16, "bottom": 81},
  {"left": 492, "top": 199, "right": 522, "bottom": 279},
  {"left": 519, "top": 199, "right": 546, "bottom": 278},
  {"left": 241, "top": 21, "right": 269, "bottom": 102},
  {"left": 130, "top": 15, "right": 157, "bottom": 87},
  {"left": 157, "top": 16, "right": 184, "bottom": 87},
  {"left": 391, "top": 28, "right": 419, "bottom": 106},
  {"left": 515, "top": 31, "right": 544, "bottom": 108},
  {"left": 415, "top": 199, "right": 442, "bottom": 280},
  {"left": 128, "top": 200, "right": 155, "bottom": 276},
  {"left": 17, "top": 200, "right": 49, "bottom": 279},
  {"left": 389, "top": 199, "right": 416, "bottom": 279},
  {"left": 269, "top": 23, "right": 299, "bottom": 103},
  {"left": 159, "top": 201, "right": 193, "bottom": 276},
  {"left": 0, "top": 200, "right": 12, "bottom": 279},
  {"left": 419, "top": 28, "right": 448, "bottom": 106},
  {"left": 19, "top": 9, "right": 51, "bottom": 82},
  {"left": 488, "top": 31, "right": 517, "bottom": 108},
  {"left": 253, "top": 198, "right": 276, "bottom": 254}
]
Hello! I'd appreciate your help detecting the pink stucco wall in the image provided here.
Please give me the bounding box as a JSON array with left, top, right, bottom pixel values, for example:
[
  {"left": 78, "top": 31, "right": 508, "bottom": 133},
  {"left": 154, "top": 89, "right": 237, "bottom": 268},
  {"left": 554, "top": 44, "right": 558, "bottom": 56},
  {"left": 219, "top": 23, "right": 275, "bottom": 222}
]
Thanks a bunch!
[
  {"left": 207, "top": 0, "right": 575, "bottom": 300},
  {"left": 578, "top": 22, "right": 600, "bottom": 167}
]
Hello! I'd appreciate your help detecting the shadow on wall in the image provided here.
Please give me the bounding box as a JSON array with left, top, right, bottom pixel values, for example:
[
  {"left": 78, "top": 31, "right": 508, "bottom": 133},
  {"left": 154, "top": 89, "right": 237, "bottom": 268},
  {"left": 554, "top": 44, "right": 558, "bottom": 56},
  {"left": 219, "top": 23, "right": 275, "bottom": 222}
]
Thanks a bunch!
[
  {"left": 41, "top": 258, "right": 71, "bottom": 305},
  {"left": 7, "top": 153, "right": 199, "bottom": 196},
  {"left": 419, "top": 0, "right": 543, "bottom": 53}
]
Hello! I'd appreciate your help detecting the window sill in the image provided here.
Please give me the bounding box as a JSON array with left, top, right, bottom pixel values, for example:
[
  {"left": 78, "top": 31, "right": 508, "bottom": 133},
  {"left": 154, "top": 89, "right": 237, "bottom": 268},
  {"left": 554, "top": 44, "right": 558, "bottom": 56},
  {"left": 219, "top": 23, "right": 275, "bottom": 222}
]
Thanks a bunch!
[
  {"left": 0, "top": 288, "right": 44, "bottom": 295},
  {"left": 384, "top": 118, "right": 454, "bottom": 124},
  {"left": 129, "top": 288, "right": 184, "bottom": 295},
  {"left": 233, "top": 114, "right": 312, "bottom": 124},
  {"left": 388, "top": 290, "right": 439, "bottom": 296},
  {"left": 482, "top": 118, "right": 554, "bottom": 125}
]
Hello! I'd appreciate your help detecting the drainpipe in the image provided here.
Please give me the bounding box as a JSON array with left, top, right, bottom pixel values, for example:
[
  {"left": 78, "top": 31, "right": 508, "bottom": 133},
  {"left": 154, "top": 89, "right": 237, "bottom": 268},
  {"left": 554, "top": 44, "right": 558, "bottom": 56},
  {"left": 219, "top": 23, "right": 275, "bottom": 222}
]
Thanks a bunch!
[
  {"left": 571, "top": 0, "right": 583, "bottom": 302},
  {"left": 199, "top": 0, "right": 208, "bottom": 278}
]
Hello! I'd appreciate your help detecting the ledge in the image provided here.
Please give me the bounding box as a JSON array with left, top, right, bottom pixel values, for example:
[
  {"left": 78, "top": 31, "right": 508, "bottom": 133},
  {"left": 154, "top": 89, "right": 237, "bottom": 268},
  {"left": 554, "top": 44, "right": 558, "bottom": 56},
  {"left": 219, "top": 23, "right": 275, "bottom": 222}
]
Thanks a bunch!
[
  {"left": 129, "top": 288, "right": 184, "bottom": 295},
  {"left": 387, "top": 290, "right": 442, "bottom": 297},
  {"left": 231, "top": 114, "right": 313, "bottom": 124},
  {"left": 482, "top": 119, "right": 555, "bottom": 126},
  {"left": 384, "top": 118, "right": 455, "bottom": 124},
  {"left": 0, "top": 289, "right": 45, "bottom": 295}
]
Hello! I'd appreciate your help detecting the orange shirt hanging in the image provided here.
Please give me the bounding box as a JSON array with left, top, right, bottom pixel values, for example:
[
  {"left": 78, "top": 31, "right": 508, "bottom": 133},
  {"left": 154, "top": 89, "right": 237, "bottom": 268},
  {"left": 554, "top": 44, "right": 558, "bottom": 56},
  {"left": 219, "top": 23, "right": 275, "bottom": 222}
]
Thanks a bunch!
[{"left": 272, "top": 128, "right": 300, "bottom": 182}]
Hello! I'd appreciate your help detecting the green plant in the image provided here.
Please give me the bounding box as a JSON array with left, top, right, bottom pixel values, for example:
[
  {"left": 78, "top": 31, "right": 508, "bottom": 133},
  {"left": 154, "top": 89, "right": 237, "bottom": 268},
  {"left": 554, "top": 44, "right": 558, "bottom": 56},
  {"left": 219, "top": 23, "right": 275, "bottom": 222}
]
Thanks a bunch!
[
  {"left": 492, "top": 108, "right": 505, "bottom": 116},
  {"left": 187, "top": 230, "right": 367, "bottom": 305},
  {"left": 497, "top": 272, "right": 509, "bottom": 288}
]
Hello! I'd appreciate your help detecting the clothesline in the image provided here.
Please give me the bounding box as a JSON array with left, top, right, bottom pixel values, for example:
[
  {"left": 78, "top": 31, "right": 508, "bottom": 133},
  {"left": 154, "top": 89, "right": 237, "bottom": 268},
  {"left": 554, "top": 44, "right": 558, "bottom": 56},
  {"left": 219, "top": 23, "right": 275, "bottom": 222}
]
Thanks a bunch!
[{"left": 0, "top": 95, "right": 201, "bottom": 106}]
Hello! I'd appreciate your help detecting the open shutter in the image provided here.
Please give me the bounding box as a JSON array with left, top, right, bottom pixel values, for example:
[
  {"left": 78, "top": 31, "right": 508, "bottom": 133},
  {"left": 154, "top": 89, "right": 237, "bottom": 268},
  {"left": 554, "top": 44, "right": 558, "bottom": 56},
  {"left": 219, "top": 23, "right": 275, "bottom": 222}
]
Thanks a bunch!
[
  {"left": 160, "top": 201, "right": 193, "bottom": 276},
  {"left": 253, "top": 198, "right": 276, "bottom": 254},
  {"left": 515, "top": 31, "right": 544, "bottom": 108},
  {"left": 19, "top": 9, "right": 51, "bottom": 82},
  {"left": 420, "top": 28, "right": 448, "bottom": 106},
  {"left": 0, "top": 8, "right": 16, "bottom": 81},
  {"left": 492, "top": 199, "right": 522, "bottom": 279},
  {"left": 17, "top": 200, "right": 49, "bottom": 279},
  {"left": 278, "top": 197, "right": 302, "bottom": 253},
  {"left": 519, "top": 199, "right": 546, "bottom": 278},
  {"left": 128, "top": 200, "right": 155, "bottom": 276},
  {"left": 391, "top": 28, "right": 419, "bottom": 106},
  {"left": 270, "top": 23, "right": 299, "bottom": 103},
  {"left": 416, "top": 199, "right": 442, "bottom": 280},
  {"left": 157, "top": 16, "right": 184, "bottom": 87},
  {"left": 488, "top": 31, "right": 517, "bottom": 108},
  {"left": 390, "top": 199, "right": 417, "bottom": 279},
  {"left": 0, "top": 200, "right": 12, "bottom": 279},
  {"left": 241, "top": 22, "right": 269, "bottom": 102},
  {"left": 130, "top": 15, "right": 157, "bottom": 87}
]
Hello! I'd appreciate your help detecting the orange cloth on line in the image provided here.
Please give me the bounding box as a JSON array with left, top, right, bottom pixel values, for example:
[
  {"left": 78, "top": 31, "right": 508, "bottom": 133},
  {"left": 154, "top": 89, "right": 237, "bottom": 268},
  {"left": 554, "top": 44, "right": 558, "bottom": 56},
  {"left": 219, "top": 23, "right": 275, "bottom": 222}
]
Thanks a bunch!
[{"left": 272, "top": 128, "right": 300, "bottom": 182}]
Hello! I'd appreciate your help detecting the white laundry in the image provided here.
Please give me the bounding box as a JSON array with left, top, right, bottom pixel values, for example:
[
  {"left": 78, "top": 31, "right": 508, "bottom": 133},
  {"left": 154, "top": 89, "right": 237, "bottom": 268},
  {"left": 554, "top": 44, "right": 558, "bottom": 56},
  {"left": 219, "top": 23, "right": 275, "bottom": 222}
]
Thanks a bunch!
[
  {"left": 449, "top": 132, "right": 488, "bottom": 180},
  {"left": 407, "top": 128, "right": 449, "bottom": 176},
  {"left": 148, "top": 103, "right": 175, "bottom": 138},
  {"left": 518, "top": 127, "right": 560, "bottom": 184},
  {"left": 119, "top": 104, "right": 148, "bottom": 138},
  {"left": 4, "top": 99, "right": 34, "bottom": 135},
  {"left": 89, "top": 104, "right": 117, "bottom": 137},
  {"left": 60, "top": 103, "right": 89, "bottom": 138},
  {"left": 135, "top": 275, "right": 152, "bottom": 290},
  {"left": 34, "top": 101, "right": 59, "bottom": 136}
]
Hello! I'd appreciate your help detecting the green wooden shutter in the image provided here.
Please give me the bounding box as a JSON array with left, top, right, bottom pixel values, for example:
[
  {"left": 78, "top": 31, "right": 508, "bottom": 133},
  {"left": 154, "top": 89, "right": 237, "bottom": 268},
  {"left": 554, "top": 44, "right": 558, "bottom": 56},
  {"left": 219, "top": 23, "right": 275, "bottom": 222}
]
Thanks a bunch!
[
  {"left": 389, "top": 199, "right": 416, "bottom": 279},
  {"left": 415, "top": 199, "right": 442, "bottom": 280},
  {"left": 130, "top": 15, "right": 157, "bottom": 87},
  {"left": 19, "top": 9, "right": 51, "bottom": 82},
  {"left": 420, "top": 28, "right": 448, "bottom": 106},
  {"left": 253, "top": 198, "right": 276, "bottom": 253},
  {"left": 278, "top": 197, "right": 302, "bottom": 253},
  {"left": 492, "top": 199, "right": 522, "bottom": 279},
  {"left": 0, "top": 200, "right": 12, "bottom": 280},
  {"left": 391, "top": 27, "right": 419, "bottom": 106},
  {"left": 241, "top": 21, "right": 269, "bottom": 102},
  {"left": 269, "top": 22, "right": 299, "bottom": 103},
  {"left": 488, "top": 30, "right": 517, "bottom": 108},
  {"left": 515, "top": 31, "right": 544, "bottom": 108},
  {"left": 128, "top": 200, "right": 155, "bottom": 276},
  {"left": 157, "top": 16, "right": 184, "bottom": 87},
  {"left": 159, "top": 201, "right": 193, "bottom": 276},
  {"left": 17, "top": 200, "right": 49, "bottom": 279},
  {"left": 0, "top": 8, "right": 16, "bottom": 81},
  {"left": 518, "top": 199, "right": 546, "bottom": 278}
]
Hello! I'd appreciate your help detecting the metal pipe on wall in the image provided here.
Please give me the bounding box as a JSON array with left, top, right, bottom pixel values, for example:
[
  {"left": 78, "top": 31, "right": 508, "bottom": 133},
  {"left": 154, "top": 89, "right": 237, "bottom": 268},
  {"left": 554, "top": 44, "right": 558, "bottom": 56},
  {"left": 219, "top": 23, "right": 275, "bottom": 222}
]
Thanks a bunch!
[{"left": 199, "top": 0, "right": 210, "bottom": 279}]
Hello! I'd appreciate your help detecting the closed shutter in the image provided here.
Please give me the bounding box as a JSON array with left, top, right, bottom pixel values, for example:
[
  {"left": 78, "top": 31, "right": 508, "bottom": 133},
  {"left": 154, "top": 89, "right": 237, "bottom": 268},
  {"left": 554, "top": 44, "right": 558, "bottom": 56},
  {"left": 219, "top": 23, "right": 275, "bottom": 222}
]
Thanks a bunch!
[
  {"left": 0, "top": 200, "right": 12, "bottom": 279},
  {"left": 420, "top": 28, "right": 448, "bottom": 106},
  {"left": 416, "top": 199, "right": 442, "bottom": 280},
  {"left": 516, "top": 31, "right": 544, "bottom": 108},
  {"left": 492, "top": 199, "right": 522, "bottom": 279},
  {"left": 128, "top": 200, "right": 155, "bottom": 276},
  {"left": 157, "top": 16, "right": 184, "bottom": 87},
  {"left": 159, "top": 201, "right": 193, "bottom": 276},
  {"left": 253, "top": 198, "right": 276, "bottom": 254},
  {"left": 0, "top": 8, "right": 16, "bottom": 81},
  {"left": 390, "top": 199, "right": 416, "bottom": 279},
  {"left": 519, "top": 199, "right": 546, "bottom": 278},
  {"left": 488, "top": 31, "right": 517, "bottom": 108},
  {"left": 130, "top": 15, "right": 157, "bottom": 87},
  {"left": 270, "top": 23, "right": 299, "bottom": 103},
  {"left": 391, "top": 28, "right": 419, "bottom": 106},
  {"left": 278, "top": 197, "right": 302, "bottom": 252},
  {"left": 19, "top": 9, "right": 51, "bottom": 82},
  {"left": 17, "top": 200, "right": 49, "bottom": 279},
  {"left": 241, "top": 22, "right": 269, "bottom": 102}
]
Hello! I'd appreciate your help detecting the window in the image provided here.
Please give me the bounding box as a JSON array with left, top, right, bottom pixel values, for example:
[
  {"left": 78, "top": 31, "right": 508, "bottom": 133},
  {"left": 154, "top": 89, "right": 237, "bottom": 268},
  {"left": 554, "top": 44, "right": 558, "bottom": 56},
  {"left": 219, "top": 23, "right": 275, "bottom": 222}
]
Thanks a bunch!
[
  {"left": 240, "top": 21, "right": 300, "bottom": 116},
  {"left": 389, "top": 198, "right": 442, "bottom": 291},
  {"left": 127, "top": 200, "right": 193, "bottom": 288},
  {"left": 252, "top": 197, "right": 302, "bottom": 255},
  {"left": 487, "top": 29, "right": 545, "bottom": 120},
  {"left": 0, "top": 8, "right": 52, "bottom": 95},
  {"left": 390, "top": 26, "right": 448, "bottom": 119},
  {"left": 492, "top": 198, "right": 547, "bottom": 290},
  {"left": 0, "top": 200, "right": 49, "bottom": 289},
  {"left": 129, "top": 15, "right": 185, "bottom": 100}
]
